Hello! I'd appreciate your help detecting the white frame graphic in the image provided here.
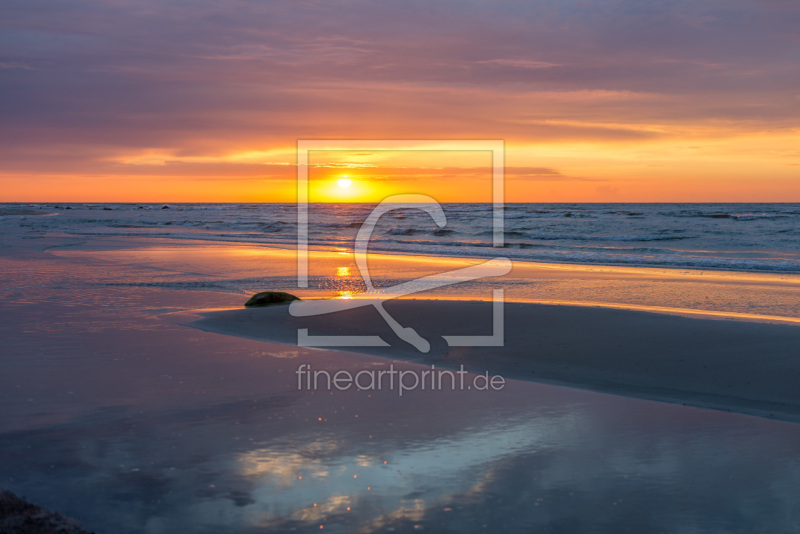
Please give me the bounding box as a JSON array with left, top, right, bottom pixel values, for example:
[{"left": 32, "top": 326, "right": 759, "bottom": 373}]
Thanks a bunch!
[{"left": 294, "top": 140, "right": 507, "bottom": 351}]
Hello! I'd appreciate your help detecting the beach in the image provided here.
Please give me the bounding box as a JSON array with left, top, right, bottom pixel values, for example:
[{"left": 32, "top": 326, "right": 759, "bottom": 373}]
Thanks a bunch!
[
  {"left": 4, "top": 0, "right": 800, "bottom": 530},
  {"left": 2, "top": 204, "right": 800, "bottom": 532}
]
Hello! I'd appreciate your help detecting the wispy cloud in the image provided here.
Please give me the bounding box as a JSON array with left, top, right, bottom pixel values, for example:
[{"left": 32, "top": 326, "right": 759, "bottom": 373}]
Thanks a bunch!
[
  {"left": 1, "top": 0, "right": 799, "bottom": 200},
  {"left": 0, "top": 61, "right": 34, "bottom": 70},
  {"left": 477, "top": 59, "right": 561, "bottom": 70}
]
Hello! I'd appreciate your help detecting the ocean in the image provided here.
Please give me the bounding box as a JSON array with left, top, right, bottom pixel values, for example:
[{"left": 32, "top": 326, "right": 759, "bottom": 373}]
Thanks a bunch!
[{"left": 4, "top": 202, "right": 800, "bottom": 273}]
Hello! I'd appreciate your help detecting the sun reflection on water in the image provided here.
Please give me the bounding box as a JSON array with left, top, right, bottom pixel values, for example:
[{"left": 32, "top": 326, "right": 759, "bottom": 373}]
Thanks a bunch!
[{"left": 232, "top": 413, "right": 562, "bottom": 531}]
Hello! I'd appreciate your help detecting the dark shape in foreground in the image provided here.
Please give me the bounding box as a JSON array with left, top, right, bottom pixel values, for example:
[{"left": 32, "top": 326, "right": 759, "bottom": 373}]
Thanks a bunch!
[
  {"left": 244, "top": 291, "right": 300, "bottom": 307},
  {"left": 0, "top": 491, "right": 93, "bottom": 534}
]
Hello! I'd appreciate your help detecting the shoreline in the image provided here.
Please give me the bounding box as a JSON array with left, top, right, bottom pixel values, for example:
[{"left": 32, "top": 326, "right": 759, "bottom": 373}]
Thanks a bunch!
[
  {"left": 19, "top": 231, "right": 800, "bottom": 419},
  {"left": 49, "top": 235, "right": 800, "bottom": 324},
  {"left": 48, "top": 231, "right": 800, "bottom": 277},
  {"left": 41, "top": 230, "right": 800, "bottom": 279}
]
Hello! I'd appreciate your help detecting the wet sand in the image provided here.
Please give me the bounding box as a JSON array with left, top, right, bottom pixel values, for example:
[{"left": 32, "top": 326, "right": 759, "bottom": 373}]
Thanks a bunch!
[
  {"left": 3, "top": 233, "right": 800, "bottom": 532},
  {"left": 193, "top": 298, "right": 800, "bottom": 423}
]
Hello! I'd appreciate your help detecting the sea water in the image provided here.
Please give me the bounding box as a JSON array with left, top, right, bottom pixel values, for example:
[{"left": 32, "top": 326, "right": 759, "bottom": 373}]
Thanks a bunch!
[{"left": 4, "top": 202, "right": 800, "bottom": 272}]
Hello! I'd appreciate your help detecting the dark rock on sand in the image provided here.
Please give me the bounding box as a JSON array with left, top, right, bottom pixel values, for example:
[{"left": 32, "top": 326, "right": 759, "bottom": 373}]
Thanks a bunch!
[
  {"left": 0, "top": 491, "right": 93, "bottom": 534},
  {"left": 245, "top": 291, "right": 300, "bottom": 307}
]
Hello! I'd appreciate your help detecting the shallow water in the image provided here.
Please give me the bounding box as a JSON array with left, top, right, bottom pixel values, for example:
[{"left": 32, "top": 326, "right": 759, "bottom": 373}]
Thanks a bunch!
[
  {"left": 50, "top": 240, "right": 800, "bottom": 322},
  {"left": 5, "top": 318, "right": 800, "bottom": 533},
  {"left": 3, "top": 232, "right": 800, "bottom": 532}
]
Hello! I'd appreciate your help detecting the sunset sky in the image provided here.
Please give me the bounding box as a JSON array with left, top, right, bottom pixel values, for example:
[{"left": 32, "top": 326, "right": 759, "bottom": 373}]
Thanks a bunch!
[{"left": 1, "top": 0, "right": 799, "bottom": 202}]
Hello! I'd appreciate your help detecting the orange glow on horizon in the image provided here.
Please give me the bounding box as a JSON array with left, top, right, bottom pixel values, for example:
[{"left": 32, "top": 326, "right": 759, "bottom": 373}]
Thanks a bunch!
[{"left": 2, "top": 132, "right": 799, "bottom": 203}]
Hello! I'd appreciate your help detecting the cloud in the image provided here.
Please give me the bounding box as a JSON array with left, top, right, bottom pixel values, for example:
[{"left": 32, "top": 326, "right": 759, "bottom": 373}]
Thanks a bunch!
[
  {"left": 506, "top": 167, "right": 594, "bottom": 181},
  {"left": 476, "top": 59, "right": 561, "bottom": 70},
  {"left": 596, "top": 185, "right": 619, "bottom": 196},
  {"left": 0, "top": 61, "right": 34, "bottom": 70},
  {"left": 1, "top": 0, "right": 799, "bottom": 199}
]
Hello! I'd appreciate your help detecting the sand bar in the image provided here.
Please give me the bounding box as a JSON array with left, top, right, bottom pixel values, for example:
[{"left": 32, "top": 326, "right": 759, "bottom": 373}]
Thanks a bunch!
[{"left": 193, "top": 299, "right": 800, "bottom": 422}]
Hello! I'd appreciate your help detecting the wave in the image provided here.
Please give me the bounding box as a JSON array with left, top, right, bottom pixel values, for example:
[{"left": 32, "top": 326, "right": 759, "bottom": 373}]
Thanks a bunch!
[
  {"left": 522, "top": 234, "right": 698, "bottom": 242},
  {"left": 11, "top": 202, "right": 800, "bottom": 274},
  {"left": 386, "top": 227, "right": 417, "bottom": 236},
  {"left": 318, "top": 222, "right": 363, "bottom": 229}
]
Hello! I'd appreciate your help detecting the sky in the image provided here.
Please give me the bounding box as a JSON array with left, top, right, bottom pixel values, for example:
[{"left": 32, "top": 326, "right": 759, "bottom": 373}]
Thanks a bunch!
[{"left": 1, "top": 0, "right": 799, "bottom": 202}]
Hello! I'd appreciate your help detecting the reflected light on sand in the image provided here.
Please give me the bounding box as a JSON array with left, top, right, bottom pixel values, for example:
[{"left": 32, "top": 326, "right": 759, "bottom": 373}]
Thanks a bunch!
[{"left": 336, "top": 266, "right": 350, "bottom": 277}]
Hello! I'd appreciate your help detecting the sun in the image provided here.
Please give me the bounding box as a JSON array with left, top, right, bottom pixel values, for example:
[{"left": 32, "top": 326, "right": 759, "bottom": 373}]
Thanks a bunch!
[{"left": 337, "top": 178, "right": 352, "bottom": 188}]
